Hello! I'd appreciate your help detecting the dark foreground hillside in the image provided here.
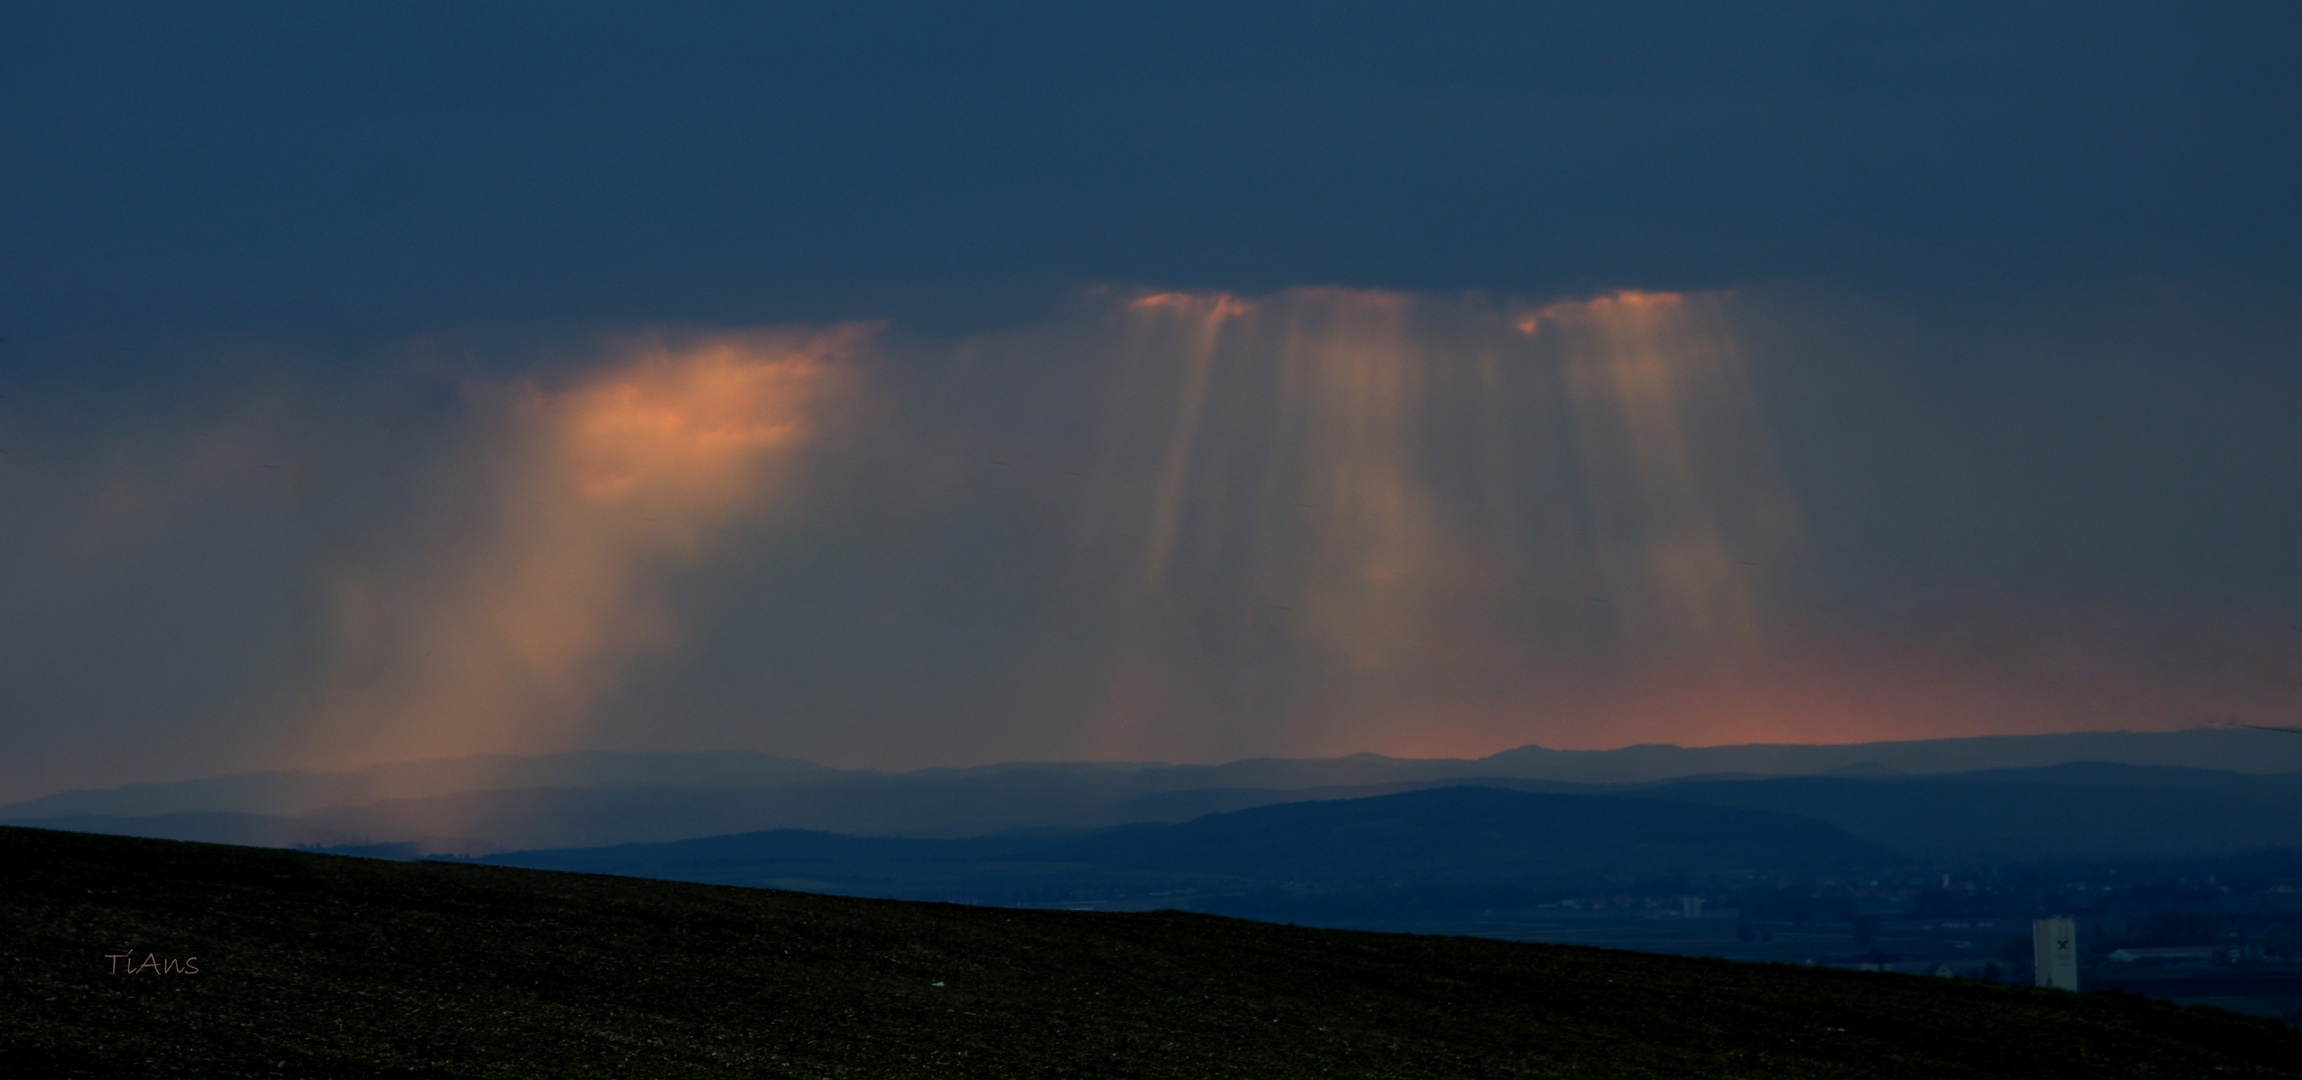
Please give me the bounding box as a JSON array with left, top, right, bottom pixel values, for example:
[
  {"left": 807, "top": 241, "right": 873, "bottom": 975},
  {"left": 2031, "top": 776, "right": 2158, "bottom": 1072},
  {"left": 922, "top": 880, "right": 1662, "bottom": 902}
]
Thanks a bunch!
[{"left": 4, "top": 827, "right": 2296, "bottom": 1080}]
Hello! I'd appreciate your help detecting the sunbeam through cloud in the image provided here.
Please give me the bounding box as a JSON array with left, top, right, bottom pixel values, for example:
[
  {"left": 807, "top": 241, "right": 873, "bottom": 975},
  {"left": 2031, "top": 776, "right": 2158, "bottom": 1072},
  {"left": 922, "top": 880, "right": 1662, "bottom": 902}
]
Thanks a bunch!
[{"left": 301, "top": 330, "right": 864, "bottom": 768}]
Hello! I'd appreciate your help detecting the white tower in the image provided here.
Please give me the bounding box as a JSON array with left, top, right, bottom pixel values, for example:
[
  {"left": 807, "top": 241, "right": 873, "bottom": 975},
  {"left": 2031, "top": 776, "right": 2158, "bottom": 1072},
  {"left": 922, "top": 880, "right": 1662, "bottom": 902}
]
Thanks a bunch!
[{"left": 2033, "top": 916, "right": 2079, "bottom": 991}]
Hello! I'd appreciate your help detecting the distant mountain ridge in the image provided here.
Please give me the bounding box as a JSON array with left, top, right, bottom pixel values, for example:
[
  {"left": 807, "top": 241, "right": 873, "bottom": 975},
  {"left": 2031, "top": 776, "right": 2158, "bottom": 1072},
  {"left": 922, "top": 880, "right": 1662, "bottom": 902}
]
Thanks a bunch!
[
  {"left": 477, "top": 786, "right": 1903, "bottom": 914},
  {"left": 0, "top": 750, "right": 831, "bottom": 819},
  {"left": 1476, "top": 729, "right": 2302, "bottom": 783},
  {"left": 14, "top": 727, "right": 2300, "bottom": 817},
  {"left": 10, "top": 729, "right": 2302, "bottom": 857}
]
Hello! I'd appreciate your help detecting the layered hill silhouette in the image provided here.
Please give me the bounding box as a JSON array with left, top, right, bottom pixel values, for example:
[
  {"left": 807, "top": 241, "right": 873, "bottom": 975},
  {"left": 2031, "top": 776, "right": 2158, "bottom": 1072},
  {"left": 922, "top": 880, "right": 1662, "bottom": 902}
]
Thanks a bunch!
[
  {"left": 16, "top": 728, "right": 2296, "bottom": 820},
  {"left": 477, "top": 787, "right": 1900, "bottom": 918},
  {"left": 12, "top": 730, "right": 2302, "bottom": 862},
  {"left": 7, "top": 825, "right": 2296, "bottom": 1078}
]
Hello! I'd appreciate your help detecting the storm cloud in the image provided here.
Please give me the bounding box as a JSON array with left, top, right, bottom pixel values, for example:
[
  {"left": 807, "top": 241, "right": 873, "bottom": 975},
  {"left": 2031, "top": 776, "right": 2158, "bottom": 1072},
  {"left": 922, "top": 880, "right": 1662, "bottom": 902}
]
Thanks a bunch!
[{"left": 1, "top": 3, "right": 2298, "bottom": 801}]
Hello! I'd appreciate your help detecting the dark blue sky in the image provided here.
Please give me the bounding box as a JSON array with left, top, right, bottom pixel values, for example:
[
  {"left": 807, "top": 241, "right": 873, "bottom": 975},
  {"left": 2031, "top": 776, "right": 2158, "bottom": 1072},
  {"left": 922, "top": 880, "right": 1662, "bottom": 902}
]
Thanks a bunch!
[
  {"left": 7, "top": 1, "right": 2297, "bottom": 333},
  {"left": 3, "top": 2, "right": 2300, "bottom": 800}
]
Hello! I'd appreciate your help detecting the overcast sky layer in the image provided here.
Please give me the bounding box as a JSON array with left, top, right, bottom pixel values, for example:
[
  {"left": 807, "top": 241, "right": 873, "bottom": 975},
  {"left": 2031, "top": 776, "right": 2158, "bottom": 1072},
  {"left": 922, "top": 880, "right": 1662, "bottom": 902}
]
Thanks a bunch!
[{"left": 2, "top": 2, "right": 2299, "bottom": 802}]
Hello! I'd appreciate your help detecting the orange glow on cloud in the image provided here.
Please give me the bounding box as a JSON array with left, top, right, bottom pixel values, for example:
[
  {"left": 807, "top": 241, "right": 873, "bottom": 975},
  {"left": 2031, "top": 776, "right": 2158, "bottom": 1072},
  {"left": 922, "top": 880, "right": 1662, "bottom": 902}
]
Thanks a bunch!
[
  {"left": 305, "top": 331, "right": 861, "bottom": 768},
  {"left": 1130, "top": 292, "right": 1256, "bottom": 319}
]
